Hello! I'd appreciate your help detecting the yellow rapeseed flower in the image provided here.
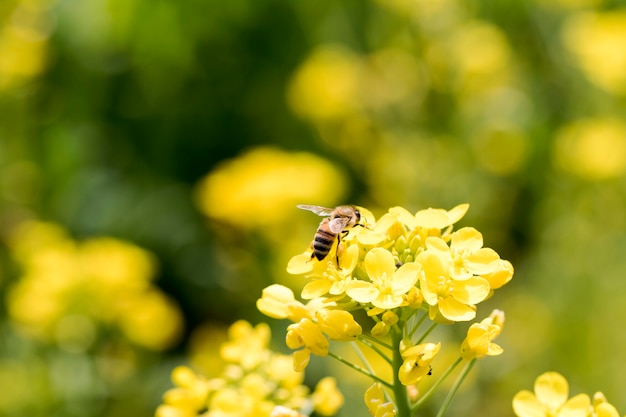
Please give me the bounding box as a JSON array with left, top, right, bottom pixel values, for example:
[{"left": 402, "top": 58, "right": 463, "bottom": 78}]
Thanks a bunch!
[
  {"left": 398, "top": 342, "right": 440, "bottom": 386},
  {"left": 346, "top": 248, "right": 420, "bottom": 310},
  {"left": 592, "top": 392, "right": 620, "bottom": 417},
  {"left": 364, "top": 383, "right": 397, "bottom": 417},
  {"left": 311, "top": 377, "right": 344, "bottom": 416},
  {"left": 513, "top": 372, "right": 591, "bottom": 417},
  {"left": 194, "top": 147, "right": 347, "bottom": 230},
  {"left": 418, "top": 250, "right": 490, "bottom": 322},
  {"left": 460, "top": 309, "right": 504, "bottom": 360}
]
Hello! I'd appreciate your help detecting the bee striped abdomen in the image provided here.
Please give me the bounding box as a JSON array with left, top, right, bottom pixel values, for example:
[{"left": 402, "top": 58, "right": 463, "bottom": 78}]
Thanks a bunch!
[{"left": 312, "top": 228, "right": 336, "bottom": 260}]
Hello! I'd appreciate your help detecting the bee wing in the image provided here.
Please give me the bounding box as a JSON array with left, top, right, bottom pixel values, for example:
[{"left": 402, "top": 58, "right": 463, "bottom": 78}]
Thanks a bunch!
[
  {"left": 297, "top": 204, "right": 335, "bottom": 217},
  {"left": 329, "top": 217, "right": 351, "bottom": 233}
]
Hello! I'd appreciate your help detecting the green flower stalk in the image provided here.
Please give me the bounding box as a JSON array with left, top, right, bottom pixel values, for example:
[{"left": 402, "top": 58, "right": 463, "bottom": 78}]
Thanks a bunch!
[{"left": 258, "top": 204, "right": 514, "bottom": 417}]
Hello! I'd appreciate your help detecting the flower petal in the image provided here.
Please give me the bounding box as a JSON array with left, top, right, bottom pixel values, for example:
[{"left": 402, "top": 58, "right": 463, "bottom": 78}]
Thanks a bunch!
[
  {"left": 561, "top": 394, "right": 592, "bottom": 417},
  {"left": 364, "top": 248, "right": 396, "bottom": 281},
  {"left": 451, "top": 276, "right": 490, "bottom": 304},
  {"left": 414, "top": 208, "right": 450, "bottom": 229},
  {"left": 438, "top": 297, "right": 476, "bottom": 321},
  {"left": 465, "top": 248, "right": 500, "bottom": 274},
  {"left": 447, "top": 203, "right": 470, "bottom": 225},
  {"left": 451, "top": 227, "right": 483, "bottom": 251},
  {"left": 302, "top": 280, "right": 333, "bottom": 299},
  {"left": 287, "top": 253, "right": 314, "bottom": 274},
  {"left": 345, "top": 280, "right": 379, "bottom": 303},
  {"left": 534, "top": 372, "right": 568, "bottom": 411},
  {"left": 392, "top": 262, "right": 420, "bottom": 293},
  {"left": 512, "top": 391, "right": 546, "bottom": 417}
]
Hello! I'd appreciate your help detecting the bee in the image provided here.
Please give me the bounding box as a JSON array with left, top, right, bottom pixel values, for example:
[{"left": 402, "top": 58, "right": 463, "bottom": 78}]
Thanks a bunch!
[{"left": 297, "top": 204, "right": 362, "bottom": 264}]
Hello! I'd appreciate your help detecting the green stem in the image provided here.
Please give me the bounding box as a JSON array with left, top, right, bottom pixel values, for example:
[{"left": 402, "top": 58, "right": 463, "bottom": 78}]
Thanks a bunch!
[
  {"left": 390, "top": 329, "right": 411, "bottom": 417},
  {"left": 355, "top": 337, "right": 393, "bottom": 365},
  {"left": 327, "top": 350, "right": 393, "bottom": 389},
  {"left": 359, "top": 333, "right": 393, "bottom": 351},
  {"left": 412, "top": 356, "right": 463, "bottom": 411},
  {"left": 407, "top": 310, "right": 427, "bottom": 338},
  {"left": 435, "top": 359, "right": 476, "bottom": 417}
]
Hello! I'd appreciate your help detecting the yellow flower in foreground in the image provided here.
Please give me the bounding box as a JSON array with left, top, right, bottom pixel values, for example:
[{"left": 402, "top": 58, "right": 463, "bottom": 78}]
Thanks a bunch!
[
  {"left": 364, "top": 383, "right": 397, "bottom": 417},
  {"left": 513, "top": 372, "right": 591, "bottom": 417},
  {"left": 418, "top": 251, "right": 490, "bottom": 322},
  {"left": 316, "top": 309, "right": 362, "bottom": 341},
  {"left": 346, "top": 248, "right": 420, "bottom": 309},
  {"left": 460, "top": 309, "right": 504, "bottom": 360},
  {"left": 256, "top": 284, "right": 312, "bottom": 322},
  {"left": 398, "top": 342, "right": 441, "bottom": 386},
  {"left": 286, "top": 318, "right": 329, "bottom": 371}
]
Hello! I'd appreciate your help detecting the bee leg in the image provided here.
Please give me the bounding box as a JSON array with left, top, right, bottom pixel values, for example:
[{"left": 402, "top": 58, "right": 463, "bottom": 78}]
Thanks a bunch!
[{"left": 336, "top": 230, "right": 350, "bottom": 266}]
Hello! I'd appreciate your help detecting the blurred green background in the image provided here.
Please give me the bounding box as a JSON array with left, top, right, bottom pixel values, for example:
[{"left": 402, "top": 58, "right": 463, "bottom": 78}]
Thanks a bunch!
[{"left": 2, "top": 0, "right": 626, "bottom": 416}]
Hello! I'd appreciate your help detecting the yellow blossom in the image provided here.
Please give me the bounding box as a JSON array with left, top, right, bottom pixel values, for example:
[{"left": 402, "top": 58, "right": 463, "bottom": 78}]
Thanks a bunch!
[
  {"left": 426, "top": 228, "right": 500, "bottom": 281},
  {"left": 220, "top": 321, "right": 271, "bottom": 370},
  {"left": 300, "top": 244, "right": 360, "bottom": 299},
  {"left": 346, "top": 248, "right": 420, "bottom": 309},
  {"left": 592, "top": 392, "right": 620, "bottom": 417},
  {"left": 482, "top": 259, "right": 514, "bottom": 290},
  {"left": 286, "top": 318, "right": 329, "bottom": 368},
  {"left": 311, "top": 377, "right": 344, "bottom": 416},
  {"left": 418, "top": 251, "right": 490, "bottom": 322},
  {"left": 398, "top": 342, "right": 441, "bottom": 386},
  {"left": 364, "top": 383, "right": 397, "bottom": 417},
  {"left": 460, "top": 310, "right": 505, "bottom": 360},
  {"left": 256, "top": 284, "right": 312, "bottom": 322},
  {"left": 315, "top": 309, "right": 362, "bottom": 341},
  {"left": 513, "top": 372, "right": 591, "bottom": 417},
  {"left": 413, "top": 203, "right": 470, "bottom": 230}
]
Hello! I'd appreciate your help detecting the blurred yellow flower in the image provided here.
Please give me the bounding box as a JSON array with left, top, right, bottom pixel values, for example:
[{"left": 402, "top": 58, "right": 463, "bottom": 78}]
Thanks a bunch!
[
  {"left": 562, "top": 11, "right": 626, "bottom": 95},
  {"left": 311, "top": 377, "right": 344, "bottom": 416},
  {"left": 6, "top": 221, "right": 183, "bottom": 350},
  {"left": 592, "top": 392, "right": 620, "bottom": 417},
  {"left": 0, "top": 1, "right": 52, "bottom": 91},
  {"left": 194, "top": 147, "right": 347, "bottom": 230},
  {"left": 553, "top": 118, "right": 626, "bottom": 180},
  {"left": 287, "top": 44, "right": 361, "bottom": 121},
  {"left": 158, "top": 321, "right": 337, "bottom": 417},
  {"left": 398, "top": 342, "right": 440, "bottom": 386},
  {"left": 512, "top": 372, "right": 591, "bottom": 417},
  {"left": 460, "top": 309, "right": 504, "bottom": 360}
]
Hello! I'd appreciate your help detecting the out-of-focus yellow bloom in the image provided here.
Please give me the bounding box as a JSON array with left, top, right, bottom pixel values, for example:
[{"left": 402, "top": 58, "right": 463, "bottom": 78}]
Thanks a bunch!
[
  {"left": 364, "top": 383, "right": 397, "bottom": 417},
  {"left": 220, "top": 321, "right": 271, "bottom": 370},
  {"left": 346, "top": 248, "right": 420, "bottom": 309},
  {"left": 194, "top": 147, "right": 347, "bottom": 230},
  {"left": 311, "top": 377, "right": 344, "bottom": 416},
  {"left": 398, "top": 342, "right": 440, "bottom": 386},
  {"left": 446, "top": 21, "right": 513, "bottom": 95},
  {"left": 592, "top": 392, "right": 620, "bottom": 417},
  {"left": 460, "top": 309, "right": 504, "bottom": 360},
  {"left": 270, "top": 406, "right": 306, "bottom": 417},
  {"left": 6, "top": 221, "right": 183, "bottom": 351},
  {"left": 287, "top": 44, "right": 361, "bottom": 121},
  {"left": 0, "top": 1, "right": 53, "bottom": 91},
  {"left": 512, "top": 372, "right": 591, "bottom": 417},
  {"left": 562, "top": 11, "right": 626, "bottom": 95},
  {"left": 418, "top": 250, "right": 490, "bottom": 322},
  {"left": 158, "top": 321, "right": 340, "bottom": 417},
  {"left": 553, "top": 118, "right": 626, "bottom": 180}
]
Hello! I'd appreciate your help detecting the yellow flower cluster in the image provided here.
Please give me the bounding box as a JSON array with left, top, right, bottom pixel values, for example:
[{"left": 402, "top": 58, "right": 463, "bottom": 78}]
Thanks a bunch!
[
  {"left": 258, "top": 203, "right": 511, "bottom": 414},
  {"left": 274, "top": 203, "right": 512, "bottom": 326},
  {"left": 513, "top": 372, "right": 622, "bottom": 417},
  {"left": 6, "top": 221, "right": 183, "bottom": 351},
  {"left": 156, "top": 320, "right": 344, "bottom": 417}
]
